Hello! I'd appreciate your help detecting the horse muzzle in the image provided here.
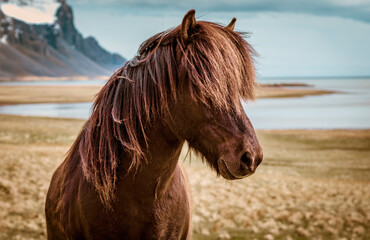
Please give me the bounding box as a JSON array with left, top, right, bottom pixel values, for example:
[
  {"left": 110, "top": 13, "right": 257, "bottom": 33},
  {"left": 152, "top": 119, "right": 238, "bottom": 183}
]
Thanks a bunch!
[{"left": 218, "top": 151, "right": 262, "bottom": 180}]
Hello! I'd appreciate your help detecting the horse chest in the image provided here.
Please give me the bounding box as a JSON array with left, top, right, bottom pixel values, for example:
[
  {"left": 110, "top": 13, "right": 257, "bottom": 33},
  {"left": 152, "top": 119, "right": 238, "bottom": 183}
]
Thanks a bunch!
[{"left": 80, "top": 170, "right": 191, "bottom": 239}]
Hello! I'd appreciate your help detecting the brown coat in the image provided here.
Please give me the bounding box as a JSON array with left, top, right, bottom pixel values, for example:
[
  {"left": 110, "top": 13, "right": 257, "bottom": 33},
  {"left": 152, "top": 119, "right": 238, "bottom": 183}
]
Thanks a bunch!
[{"left": 45, "top": 9, "right": 262, "bottom": 239}]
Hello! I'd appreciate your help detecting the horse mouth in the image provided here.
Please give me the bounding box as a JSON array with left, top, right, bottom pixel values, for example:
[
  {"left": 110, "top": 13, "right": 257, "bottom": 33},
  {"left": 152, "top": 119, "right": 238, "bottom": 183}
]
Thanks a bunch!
[{"left": 218, "top": 159, "right": 243, "bottom": 180}]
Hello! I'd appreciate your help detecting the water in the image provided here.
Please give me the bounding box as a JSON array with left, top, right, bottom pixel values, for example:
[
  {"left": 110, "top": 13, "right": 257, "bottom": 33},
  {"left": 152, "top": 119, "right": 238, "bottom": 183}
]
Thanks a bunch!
[
  {"left": 244, "top": 77, "right": 370, "bottom": 129},
  {"left": 0, "top": 102, "right": 93, "bottom": 119},
  {"left": 0, "top": 78, "right": 369, "bottom": 129}
]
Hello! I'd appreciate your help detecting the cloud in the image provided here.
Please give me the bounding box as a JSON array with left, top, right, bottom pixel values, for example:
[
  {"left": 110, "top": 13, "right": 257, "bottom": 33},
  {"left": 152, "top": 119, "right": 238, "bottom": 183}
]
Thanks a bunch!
[
  {"left": 71, "top": 0, "right": 370, "bottom": 23},
  {"left": 1, "top": 0, "right": 60, "bottom": 24}
]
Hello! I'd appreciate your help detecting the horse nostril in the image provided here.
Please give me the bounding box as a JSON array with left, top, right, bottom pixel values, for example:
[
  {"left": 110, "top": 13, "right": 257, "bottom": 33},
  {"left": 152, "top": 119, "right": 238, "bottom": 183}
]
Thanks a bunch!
[{"left": 240, "top": 152, "right": 253, "bottom": 169}]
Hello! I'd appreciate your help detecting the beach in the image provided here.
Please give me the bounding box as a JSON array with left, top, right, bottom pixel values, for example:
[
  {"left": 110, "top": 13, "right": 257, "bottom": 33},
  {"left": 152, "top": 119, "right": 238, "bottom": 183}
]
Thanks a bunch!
[
  {"left": 0, "top": 84, "right": 335, "bottom": 105},
  {"left": 0, "top": 79, "right": 369, "bottom": 239},
  {"left": 1, "top": 0, "right": 369, "bottom": 238}
]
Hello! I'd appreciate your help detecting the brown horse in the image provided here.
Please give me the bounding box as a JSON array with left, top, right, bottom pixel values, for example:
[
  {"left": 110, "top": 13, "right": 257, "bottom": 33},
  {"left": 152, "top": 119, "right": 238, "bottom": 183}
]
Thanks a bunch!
[{"left": 45, "top": 9, "right": 263, "bottom": 239}]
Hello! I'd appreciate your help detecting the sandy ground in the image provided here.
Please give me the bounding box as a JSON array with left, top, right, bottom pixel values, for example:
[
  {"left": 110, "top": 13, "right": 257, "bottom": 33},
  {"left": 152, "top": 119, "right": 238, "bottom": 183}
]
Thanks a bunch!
[
  {"left": 255, "top": 86, "right": 335, "bottom": 99},
  {"left": 0, "top": 115, "right": 369, "bottom": 240},
  {"left": 0, "top": 84, "right": 335, "bottom": 105},
  {"left": 0, "top": 85, "right": 102, "bottom": 105},
  {"left": 0, "top": 76, "right": 108, "bottom": 82}
]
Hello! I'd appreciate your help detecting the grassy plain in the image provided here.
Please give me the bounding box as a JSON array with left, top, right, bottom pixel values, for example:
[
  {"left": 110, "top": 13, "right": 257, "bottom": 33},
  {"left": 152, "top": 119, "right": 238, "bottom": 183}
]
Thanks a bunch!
[
  {"left": 0, "top": 84, "right": 335, "bottom": 105},
  {"left": 0, "top": 114, "right": 369, "bottom": 239}
]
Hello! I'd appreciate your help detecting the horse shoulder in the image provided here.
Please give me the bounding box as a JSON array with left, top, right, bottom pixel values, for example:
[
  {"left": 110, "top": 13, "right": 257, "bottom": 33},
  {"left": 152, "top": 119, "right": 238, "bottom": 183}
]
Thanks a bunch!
[{"left": 46, "top": 160, "right": 93, "bottom": 239}]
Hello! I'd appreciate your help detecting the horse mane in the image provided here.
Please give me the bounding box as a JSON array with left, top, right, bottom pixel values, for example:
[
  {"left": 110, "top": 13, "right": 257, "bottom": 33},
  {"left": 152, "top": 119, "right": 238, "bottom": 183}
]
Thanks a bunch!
[{"left": 62, "top": 20, "right": 257, "bottom": 207}]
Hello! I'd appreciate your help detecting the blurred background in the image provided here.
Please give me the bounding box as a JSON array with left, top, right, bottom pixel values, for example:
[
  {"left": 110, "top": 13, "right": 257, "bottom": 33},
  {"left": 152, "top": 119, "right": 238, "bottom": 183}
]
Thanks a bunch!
[{"left": 0, "top": 0, "right": 369, "bottom": 239}]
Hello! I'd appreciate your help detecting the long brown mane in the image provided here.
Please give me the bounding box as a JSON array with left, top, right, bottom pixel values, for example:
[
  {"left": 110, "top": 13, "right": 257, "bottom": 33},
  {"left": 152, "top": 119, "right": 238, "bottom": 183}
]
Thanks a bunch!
[{"left": 62, "top": 20, "right": 256, "bottom": 207}]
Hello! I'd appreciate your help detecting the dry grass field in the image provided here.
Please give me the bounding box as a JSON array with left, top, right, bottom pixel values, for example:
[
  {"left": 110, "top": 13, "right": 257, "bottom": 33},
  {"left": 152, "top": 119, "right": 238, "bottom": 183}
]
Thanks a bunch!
[
  {"left": 0, "top": 84, "right": 334, "bottom": 105},
  {"left": 0, "top": 114, "right": 369, "bottom": 240}
]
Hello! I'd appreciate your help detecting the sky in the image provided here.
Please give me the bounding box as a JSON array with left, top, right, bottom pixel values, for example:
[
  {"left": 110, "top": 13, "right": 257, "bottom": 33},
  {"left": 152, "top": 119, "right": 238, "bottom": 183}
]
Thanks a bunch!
[{"left": 2, "top": 0, "right": 370, "bottom": 78}]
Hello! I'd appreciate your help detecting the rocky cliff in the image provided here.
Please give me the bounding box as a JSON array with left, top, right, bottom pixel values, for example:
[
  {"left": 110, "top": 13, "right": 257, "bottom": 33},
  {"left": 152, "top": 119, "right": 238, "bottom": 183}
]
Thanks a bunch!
[{"left": 0, "top": 1, "right": 126, "bottom": 80}]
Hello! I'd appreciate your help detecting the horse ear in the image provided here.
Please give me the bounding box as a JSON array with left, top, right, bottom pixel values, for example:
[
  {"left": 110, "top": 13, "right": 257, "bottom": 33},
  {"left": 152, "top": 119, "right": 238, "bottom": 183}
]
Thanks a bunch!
[
  {"left": 226, "top": 17, "right": 237, "bottom": 31},
  {"left": 181, "top": 9, "right": 196, "bottom": 43}
]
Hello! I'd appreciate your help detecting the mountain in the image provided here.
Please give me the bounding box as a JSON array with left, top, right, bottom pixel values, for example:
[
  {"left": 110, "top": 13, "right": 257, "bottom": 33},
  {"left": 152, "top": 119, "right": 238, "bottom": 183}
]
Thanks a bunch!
[{"left": 0, "top": 1, "right": 126, "bottom": 81}]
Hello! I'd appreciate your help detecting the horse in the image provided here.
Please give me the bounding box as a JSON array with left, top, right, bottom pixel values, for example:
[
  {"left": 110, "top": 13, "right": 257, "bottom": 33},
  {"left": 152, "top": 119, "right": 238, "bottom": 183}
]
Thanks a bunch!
[{"left": 45, "top": 9, "right": 263, "bottom": 239}]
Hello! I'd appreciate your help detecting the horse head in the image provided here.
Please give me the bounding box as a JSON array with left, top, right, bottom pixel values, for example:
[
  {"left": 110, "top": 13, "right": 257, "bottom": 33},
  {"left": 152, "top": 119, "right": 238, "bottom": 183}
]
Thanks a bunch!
[{"left": 166, "top": 10, "right": 263, "bottom": 179}]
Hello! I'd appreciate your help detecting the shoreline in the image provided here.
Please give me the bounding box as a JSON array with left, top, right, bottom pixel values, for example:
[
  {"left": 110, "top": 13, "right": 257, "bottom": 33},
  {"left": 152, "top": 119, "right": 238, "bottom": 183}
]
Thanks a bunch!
[
  {"left": 1, "top": 75, "right": 369, "bottom": 82},
  {"left": 256, "top": 83, "right": 336, "bottom": 99},
  {"left": 1, "top": 113, "right": 368, "bottom": 131},
  {"left": 0, "top": 75, "right": 109, "bottom": 82},
  {"left": 0, "top": 84, "right": 336, "bottom": 105}
]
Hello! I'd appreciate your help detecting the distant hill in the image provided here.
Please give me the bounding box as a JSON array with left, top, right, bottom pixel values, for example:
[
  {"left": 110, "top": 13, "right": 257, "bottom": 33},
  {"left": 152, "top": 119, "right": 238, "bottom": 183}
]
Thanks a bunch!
[{"left": 0, "top": 1, "right": 126, "bottom": 81}]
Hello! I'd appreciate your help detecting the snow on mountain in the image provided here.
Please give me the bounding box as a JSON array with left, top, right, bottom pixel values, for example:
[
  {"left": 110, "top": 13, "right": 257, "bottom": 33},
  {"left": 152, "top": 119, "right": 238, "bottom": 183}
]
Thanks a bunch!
[
  {"left": 0, "top": 34, "right": 6, "bottom": 44},
  {"left": 0, "top": 1, "right": 126, "bottom": 80}
]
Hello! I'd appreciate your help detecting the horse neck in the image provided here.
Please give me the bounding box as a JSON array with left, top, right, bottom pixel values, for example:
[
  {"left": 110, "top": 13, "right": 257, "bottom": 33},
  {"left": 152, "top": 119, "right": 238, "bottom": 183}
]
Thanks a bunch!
[{"left": 117, "top": 119, "right": 184, "bottom": 200}]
